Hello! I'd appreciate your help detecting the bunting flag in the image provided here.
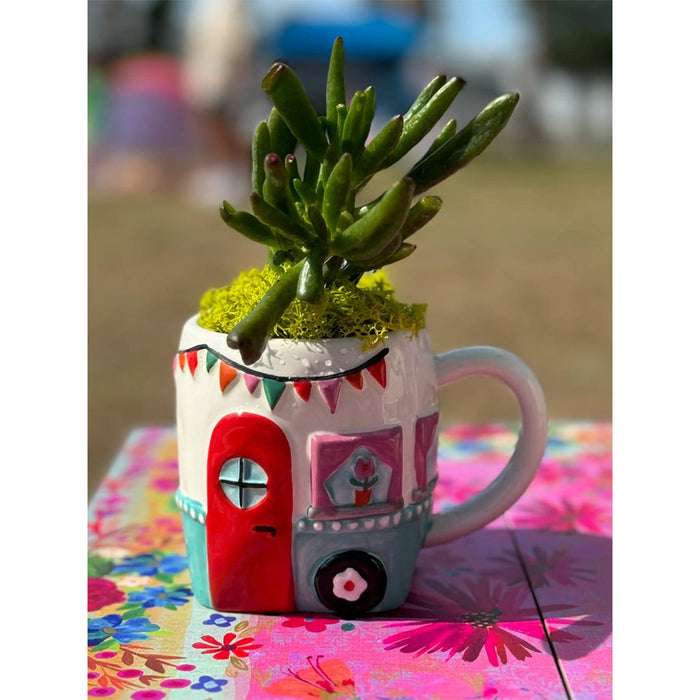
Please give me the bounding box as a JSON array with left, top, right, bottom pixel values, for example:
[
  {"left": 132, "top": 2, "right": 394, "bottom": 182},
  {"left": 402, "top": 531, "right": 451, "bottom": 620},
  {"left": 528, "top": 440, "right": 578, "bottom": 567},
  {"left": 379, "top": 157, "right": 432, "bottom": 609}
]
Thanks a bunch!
[
  {"left": 205, "top": 350, "right": 218, "bottom": 372},
  {"left": 318, "top": 378, "right": 343, "bottom": 414},
  {"left": 244, "top": 374, "right": 261, "bottom": 394},
  {"left": 367, "top": 357, "right": 387, "bottom": 388},
  {"left": 345, "top": 371, "right": 364, "bottom": 390},
  {"left": 177, "top": 348, "right": 389, "bottom": 413},
  {"left": 187, "top": 350, "right": 199, "bottom": 375},
  {"left": 219, "top": 363, "right": 237, "bottom": 392},
  {"left": 294, "top": 381, "right": 312, "bottom": 401},
  {"left": 262, "top": 378, "right": 286, "bottom": 410}
]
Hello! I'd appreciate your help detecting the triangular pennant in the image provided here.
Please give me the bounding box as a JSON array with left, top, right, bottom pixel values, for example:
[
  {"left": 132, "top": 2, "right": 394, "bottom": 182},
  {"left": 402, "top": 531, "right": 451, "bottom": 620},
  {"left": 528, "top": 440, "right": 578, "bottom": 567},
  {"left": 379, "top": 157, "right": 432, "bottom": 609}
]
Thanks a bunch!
[
  {"left": 178, "top": 352, "right": 186, "bottom": 371},
  {"left": 206, "top": 350, "right": 218, "bottom": 372},
  {"left": 345, "top": 371, "right": 364, "bottom": 390},
  {"left": 244, "top": 374, "right": 260, "bottom": 394},
  {"left": 367, "top": 358, "right": 387, "bottom": 388},
  {"left": 219, "top": 363, "right": 237, "bottom": 392},
  {"left": 294, "top": 381, "right": 312, "bottom": 401},
  {"left": 187, "top": 350, "right": 199, "bottom": 375},
  {"left": 318, "top": 378, "right": 343, "bottom": 414},
  {"left": 262, "top": 378, "right": 286, "bottom": 410}
]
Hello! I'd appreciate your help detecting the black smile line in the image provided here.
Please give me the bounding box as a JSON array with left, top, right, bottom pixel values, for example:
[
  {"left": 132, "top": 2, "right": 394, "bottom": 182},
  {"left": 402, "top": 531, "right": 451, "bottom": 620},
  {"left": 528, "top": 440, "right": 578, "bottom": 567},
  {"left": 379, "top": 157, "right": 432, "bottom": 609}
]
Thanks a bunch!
[{"left": 180, "top": 344, "right": 389, "bottom": 382}]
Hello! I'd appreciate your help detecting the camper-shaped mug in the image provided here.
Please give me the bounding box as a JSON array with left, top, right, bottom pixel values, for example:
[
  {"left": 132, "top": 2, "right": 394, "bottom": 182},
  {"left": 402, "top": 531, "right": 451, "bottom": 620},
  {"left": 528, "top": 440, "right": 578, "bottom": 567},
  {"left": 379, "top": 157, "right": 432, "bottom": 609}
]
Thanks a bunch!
[{"left": 174, "top": 316, "right": 548, "bottom": 615}]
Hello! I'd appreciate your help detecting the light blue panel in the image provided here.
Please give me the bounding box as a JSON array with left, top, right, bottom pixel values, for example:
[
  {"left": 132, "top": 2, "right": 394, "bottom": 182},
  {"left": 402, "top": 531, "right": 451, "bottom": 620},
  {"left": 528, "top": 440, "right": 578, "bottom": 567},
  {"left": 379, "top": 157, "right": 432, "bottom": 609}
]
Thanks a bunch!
[{"left": 176, "top": 490, "right": 211, "bottom": 608}]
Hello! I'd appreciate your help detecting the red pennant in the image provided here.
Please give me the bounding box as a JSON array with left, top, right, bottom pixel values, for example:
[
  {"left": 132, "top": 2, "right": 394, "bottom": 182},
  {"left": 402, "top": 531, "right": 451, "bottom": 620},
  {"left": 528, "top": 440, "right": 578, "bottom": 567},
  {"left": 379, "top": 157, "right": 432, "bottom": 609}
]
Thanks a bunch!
[
  {"left": 367, "top": 358, "right": 387, "bottom": 388},
  {"left": 187, "top": 350, "right": 199, "bottom": 375},
  {"left": 178, "top": 353, "right": 186, "bottom": 371},
  {"left": 219, "top": 363, "right": 237, "bottom": 392},
  {"left": 294, "top": 381, "right": 312, "bottom": 401},
  {"left": 345, "top": 371, "right": 364, "bottom": 390}
]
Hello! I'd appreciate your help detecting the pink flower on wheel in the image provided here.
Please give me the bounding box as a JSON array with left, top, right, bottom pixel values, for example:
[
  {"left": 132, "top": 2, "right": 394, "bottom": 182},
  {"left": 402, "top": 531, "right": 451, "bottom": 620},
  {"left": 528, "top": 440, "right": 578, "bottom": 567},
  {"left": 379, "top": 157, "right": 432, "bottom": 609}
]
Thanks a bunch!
[
  {"left": 384, "top": 577, "right": 590, "bottom": 667},
  {"left": 193, "top": 632, "right": 262, "bottom": 660}
]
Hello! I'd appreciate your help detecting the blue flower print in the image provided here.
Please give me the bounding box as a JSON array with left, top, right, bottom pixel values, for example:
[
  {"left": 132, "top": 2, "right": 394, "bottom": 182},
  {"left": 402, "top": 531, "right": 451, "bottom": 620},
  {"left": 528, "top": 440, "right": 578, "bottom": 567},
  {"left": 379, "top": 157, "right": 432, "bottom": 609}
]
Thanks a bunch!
[
  {"left": 88, "top": 613, "right": 160, "bottom": 646},
  {"left": 127, "top": 585, "right": 193, "bottom": 609},
  {"left": 191, "top": 675, "right": 228, "bottom": 693},
  {"left": 112, "top": 553, "right": 188, "bottom": 577},
  {"left": 203, "top": 613, "right": 237, "bottom": 627}
]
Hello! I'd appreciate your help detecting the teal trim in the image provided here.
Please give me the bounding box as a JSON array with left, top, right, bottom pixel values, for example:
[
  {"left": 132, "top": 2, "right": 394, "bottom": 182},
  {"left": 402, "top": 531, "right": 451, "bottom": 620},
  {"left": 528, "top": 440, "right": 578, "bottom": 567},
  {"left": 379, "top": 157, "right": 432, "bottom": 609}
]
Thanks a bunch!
[
  {"left": 175, "top": 489, "right": 206, "bottom": 524},
  {"left": 176, "top": 490, "right": 211, "bottom": 608}
]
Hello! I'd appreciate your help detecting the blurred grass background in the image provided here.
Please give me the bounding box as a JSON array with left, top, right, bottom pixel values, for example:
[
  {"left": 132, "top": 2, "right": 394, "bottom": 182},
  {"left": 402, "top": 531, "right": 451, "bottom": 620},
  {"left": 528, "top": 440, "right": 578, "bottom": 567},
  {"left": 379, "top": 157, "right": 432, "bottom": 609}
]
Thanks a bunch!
[{"left": 88, "top": 0, "right": 611, "bottom": 497}]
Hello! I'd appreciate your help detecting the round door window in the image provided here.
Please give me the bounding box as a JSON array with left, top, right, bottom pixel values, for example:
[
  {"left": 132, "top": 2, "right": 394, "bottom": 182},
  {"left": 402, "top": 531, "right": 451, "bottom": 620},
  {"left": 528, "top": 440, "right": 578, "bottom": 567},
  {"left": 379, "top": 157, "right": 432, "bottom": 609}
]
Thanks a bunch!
[{"left": 218, "top": 457, "right": 268, "bottom": 509}]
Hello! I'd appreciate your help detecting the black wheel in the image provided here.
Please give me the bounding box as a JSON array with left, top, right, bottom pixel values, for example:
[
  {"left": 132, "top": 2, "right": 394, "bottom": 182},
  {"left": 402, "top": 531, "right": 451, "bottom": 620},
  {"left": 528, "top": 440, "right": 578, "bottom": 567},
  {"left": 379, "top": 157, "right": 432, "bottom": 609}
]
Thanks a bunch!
[{"left": 313, "top": 550, "right": 387, "bottom": 615}]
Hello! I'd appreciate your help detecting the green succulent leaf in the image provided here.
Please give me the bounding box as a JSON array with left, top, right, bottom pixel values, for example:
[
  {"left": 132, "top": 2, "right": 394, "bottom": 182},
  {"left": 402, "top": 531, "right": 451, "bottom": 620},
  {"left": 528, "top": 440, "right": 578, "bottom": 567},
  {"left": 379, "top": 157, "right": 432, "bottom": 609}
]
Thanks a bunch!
[
  {"left": 262, "top": 62, "right": 328, "bottom": 160},
  {"left": 220, "top": 200, "right": 277, "bottom": 246},
  {"left": 227, "top": 260, "right": 304, "bottom": 364},
  {"left": 353, "top": 114, "right": 403, "bottom": 185},
  {"left": 399, "top": 195, "right": 443, "bottom": 240},
  {"left": 326, "top": 37, "right": 346, "bottom": 137},
  {"left": 250, "top": 193, "right": 309, "bottom": 245},
  {"left": 297, "top": 247, "right": 327, "bottom": 304},
  {"left": 408, "top": 92, "right": 520, "bottom": 195},
  {"left": 322, "top": 152, "right": 353, "bottom": 233},
  {"left": 267, "top": 106, "right": 297, "bottom": 158},
  {"left": 331, "top": 177, "right": 415, "bottom": 261},
  {"left": 403, "top": 74, "right": 447, "bottom": 123},
  {"left": 385, "top": 77, "right": 466, "bottom": 166},
  {"left": 251, "top": 121, "right": 272, "bottom": 195}
]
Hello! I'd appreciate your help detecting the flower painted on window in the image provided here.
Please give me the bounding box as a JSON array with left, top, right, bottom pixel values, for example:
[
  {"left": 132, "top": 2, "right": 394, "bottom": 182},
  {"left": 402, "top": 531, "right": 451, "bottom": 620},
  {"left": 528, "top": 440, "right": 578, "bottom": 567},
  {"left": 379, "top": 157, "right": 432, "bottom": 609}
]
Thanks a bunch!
[
  {"left": 126, "top": 585, "right": 193, "bottom": 609},
  {"left": 112, "top": 553, "right": 189, "bottom": 577},
  {"left": 384, "top": 577, "right": 586, "bottom": 667},
  {"left": 349, "top": 456, "right": 379, "bottom": 505},
  {"left": 485, "top": 546, "right": 596, "bottom": 588},
  {"left": 281, "top": 617, "right": 340, "bottom": 633},
  {"left": 88, "top": 614, "right": 160, "bottom": 647},
  {"left": 512, "top": 498, "right": 611, "bottom": 536},
  {"left": 191, "top": 676, "right": 228, "bottom": 693},
  {"left": 192, "top": 632, "right": 262, "bottom": 660},
  {"left": 203, "top": 613, "right": 237, "bottom": 627},
  {"left": 265, "top": 656, "right": 355, "bottom": 698},
  {"left": 88, "top": 578, "right": 126, "bottom": 612}
]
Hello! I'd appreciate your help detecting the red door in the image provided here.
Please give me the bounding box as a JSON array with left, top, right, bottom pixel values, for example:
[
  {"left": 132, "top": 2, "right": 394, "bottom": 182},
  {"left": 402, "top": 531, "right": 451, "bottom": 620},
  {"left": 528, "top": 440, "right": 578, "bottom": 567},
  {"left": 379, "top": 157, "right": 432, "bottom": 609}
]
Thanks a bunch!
[{"left": 207, "top": 413, "right": 295, "bottom": 611}]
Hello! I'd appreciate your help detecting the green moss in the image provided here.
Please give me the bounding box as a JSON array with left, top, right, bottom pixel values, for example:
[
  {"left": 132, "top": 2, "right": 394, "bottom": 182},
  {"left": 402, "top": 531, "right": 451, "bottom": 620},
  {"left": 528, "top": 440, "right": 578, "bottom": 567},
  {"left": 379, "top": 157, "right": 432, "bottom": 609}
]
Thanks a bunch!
[{"left": 198, "top": 267, "right": 426, "bottom": 349}]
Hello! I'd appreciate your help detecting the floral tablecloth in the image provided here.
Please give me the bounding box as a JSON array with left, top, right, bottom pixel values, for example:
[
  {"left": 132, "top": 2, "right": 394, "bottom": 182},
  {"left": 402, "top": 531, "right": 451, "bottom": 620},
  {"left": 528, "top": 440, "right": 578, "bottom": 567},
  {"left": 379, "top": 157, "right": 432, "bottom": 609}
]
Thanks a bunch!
[{"left": 88, "top": 422, "right": 612, "bottom": 699}]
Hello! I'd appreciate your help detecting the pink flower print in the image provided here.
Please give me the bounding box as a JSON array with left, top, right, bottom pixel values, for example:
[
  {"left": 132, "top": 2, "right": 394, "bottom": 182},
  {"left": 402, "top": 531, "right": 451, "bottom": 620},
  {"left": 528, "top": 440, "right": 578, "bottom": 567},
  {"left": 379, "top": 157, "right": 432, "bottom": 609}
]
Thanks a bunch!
[
  {"left": 353, "top": 456, "right": 375, "bottom": 480},
  {"left": 281, "top": 617, "right": 340, "bottom": 634},
  {"left": 513, "top": 498, "right": 611, "bottom": 535},
  {"left": 485, "top": 547, "right": 596, "bottom": 588},
  {"left": 384, "top": 577, "right": 583, "bottom": 667}
]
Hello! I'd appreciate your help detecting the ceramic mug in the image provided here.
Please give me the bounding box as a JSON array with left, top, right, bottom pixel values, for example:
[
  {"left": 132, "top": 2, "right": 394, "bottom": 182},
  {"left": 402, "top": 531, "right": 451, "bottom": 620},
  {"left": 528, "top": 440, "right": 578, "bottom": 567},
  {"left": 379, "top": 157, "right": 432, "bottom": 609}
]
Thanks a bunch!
[{"left": 174, "top": 315, "right": 548, "bottom": 614}]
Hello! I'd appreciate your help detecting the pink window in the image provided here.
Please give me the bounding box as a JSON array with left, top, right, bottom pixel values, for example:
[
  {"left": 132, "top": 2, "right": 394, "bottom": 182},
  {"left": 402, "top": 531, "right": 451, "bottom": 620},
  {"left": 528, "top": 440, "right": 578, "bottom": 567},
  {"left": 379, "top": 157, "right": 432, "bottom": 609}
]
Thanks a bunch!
[
  {"left": 309, "top": 427, "right": 403, "bottom": 518},
  {"left": 413, "top": 412, "right": 439, "bottom": 500}
]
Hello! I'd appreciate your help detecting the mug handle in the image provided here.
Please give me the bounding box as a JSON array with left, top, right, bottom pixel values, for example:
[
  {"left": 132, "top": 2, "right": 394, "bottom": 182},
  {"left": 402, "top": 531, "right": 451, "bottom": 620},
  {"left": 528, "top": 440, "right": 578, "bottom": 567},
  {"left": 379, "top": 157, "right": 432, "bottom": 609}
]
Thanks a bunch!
[{"left": 424, "top": 346, "right": 548, "bottom": 547}]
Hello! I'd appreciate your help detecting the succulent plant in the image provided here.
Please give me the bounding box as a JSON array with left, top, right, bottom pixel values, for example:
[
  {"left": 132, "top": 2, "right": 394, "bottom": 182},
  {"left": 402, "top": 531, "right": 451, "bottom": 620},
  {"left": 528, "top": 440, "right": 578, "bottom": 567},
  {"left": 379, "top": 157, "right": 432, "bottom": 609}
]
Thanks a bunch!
[{"left": 219, "top": 37, "right": 519, "bottom": 364}]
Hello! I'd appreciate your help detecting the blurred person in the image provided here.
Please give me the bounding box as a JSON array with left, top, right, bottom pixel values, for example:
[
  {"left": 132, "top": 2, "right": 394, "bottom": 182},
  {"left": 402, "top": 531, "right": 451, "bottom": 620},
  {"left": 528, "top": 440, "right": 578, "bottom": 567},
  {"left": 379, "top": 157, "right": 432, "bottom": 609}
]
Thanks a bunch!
[
  {"left": 180, "top": 0, "right": 256, "bottom": 206},
  {"left": 89, "top": 0, "right": 196, "bottom": 194}
]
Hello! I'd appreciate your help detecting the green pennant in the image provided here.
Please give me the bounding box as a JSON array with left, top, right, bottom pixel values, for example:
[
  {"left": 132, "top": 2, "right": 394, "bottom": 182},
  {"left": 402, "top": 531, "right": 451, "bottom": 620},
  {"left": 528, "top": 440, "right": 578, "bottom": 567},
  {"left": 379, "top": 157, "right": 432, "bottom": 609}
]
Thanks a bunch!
[
  {"left": 262, "top": 378, "right": 286, "bottom": 410},
  {"left": 206, "top": 350, "right": 218, "bottom": 372}
]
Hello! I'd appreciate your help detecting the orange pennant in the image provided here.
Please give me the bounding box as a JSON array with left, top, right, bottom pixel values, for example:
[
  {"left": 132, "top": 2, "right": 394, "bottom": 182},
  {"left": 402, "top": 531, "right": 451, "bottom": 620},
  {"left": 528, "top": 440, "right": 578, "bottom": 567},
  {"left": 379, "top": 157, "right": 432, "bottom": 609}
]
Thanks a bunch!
[
  {"left": 178, "top": 352, "right": 186, "bottom": 371},
  {"left": 345, "top": 371, "right": 364, "bottom": 390},
  {"left": 219, "top": 363, "right": 238, "bottom": 392}
]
